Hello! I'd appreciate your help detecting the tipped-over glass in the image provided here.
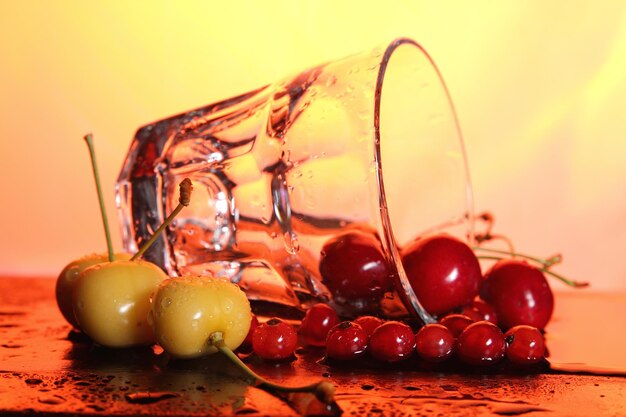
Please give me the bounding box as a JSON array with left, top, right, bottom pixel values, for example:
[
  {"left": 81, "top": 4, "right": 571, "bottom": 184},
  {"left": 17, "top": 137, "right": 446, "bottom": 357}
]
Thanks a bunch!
[{"left": 116, "top": 38, "right": 474, "bottom": 322}]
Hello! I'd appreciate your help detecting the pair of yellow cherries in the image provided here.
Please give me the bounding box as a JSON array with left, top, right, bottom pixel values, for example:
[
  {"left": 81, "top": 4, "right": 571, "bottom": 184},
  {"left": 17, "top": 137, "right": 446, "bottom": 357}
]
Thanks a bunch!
[
  {"left": 55, "top": 135, "right": 251, "bottom": 358},
  {"left": 56, "top": 252, "right": 251, "bottom": 358}
]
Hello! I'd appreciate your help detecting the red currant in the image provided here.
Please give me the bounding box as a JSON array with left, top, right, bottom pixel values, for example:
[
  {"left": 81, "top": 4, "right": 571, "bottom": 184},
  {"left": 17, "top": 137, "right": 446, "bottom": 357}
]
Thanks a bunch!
[
  {"left": 466, "top": 299, "right": 498, "bottom": 325},
  {"left": 369, "top": 321, "right": 415, "bottom": 362},
  {"left": 439, "top": 314, "right": 474, "bottom": 338},
  {"left": 299, "top": 303, "right": 339, "bottom": 347},
  {"left": 240, "top": 314, "right": 259, "bottom": 349},
  {"left": 457, "top": 305, "right": 482, "bottom": 322},
  {"left": 353, "top": 315, "right": 384, "bottom": 337},
  {"left": 456, "top": 321, "right": 506, "bottom": 366},
  {"left": 401, "top": 234, "right": 482, "bottom": 315},
  {"left": 480, "top": 260, "right": 554, "bottom": 329},
  {"left": 414, "top": 324, "right": 454, "bottom": 363},
  {"left": 504, "top": 325, "right": 545, "bottom": 365},
  {"left": 252, "top": 318, "right": 298, "bottom": 360},
  {"left": 319, "top": 231, "right": 394, "bottom": 300},
  {"left": 325, "top": 321, "right": 368, "bottom": 360}
]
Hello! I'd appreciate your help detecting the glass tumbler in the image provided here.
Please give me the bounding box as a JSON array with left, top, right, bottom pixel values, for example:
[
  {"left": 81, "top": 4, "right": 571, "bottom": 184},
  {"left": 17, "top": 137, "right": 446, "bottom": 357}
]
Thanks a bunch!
[{"left": 116, "top": 38, "right": 474, "bottom": 322}]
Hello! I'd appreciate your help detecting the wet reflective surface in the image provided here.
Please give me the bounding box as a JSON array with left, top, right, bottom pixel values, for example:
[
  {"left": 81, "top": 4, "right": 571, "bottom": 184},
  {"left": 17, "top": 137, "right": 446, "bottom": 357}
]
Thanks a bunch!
[{"left": 1, "top": 278, "right": 625, "bottom": 416}]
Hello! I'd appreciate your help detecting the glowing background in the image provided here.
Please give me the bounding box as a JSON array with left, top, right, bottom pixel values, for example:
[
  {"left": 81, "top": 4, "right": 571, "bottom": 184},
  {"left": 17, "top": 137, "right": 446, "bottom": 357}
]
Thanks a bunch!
[{"left": 1, "top": 1, "right": 625, "bottom": 290}]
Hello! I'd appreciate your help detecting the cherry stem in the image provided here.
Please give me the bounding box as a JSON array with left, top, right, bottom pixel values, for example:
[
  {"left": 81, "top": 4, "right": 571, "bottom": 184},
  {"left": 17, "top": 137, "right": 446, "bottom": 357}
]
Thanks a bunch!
[
  {"left": 475, "top": 255, "right": 589, "bottom": 288},
  {"left": 475, "top": 233, "right": 515, "bottom": 254},
  {"left": 131, "top": 178, "right": 193, "bottom": 261},
  {"left": 209, "top": 332, "right": 335, "bottom": 404},
  {"left": 84, "top": 134, "right": 114, "bottom": 262},
  {"left": 473, "top": 246, "right": 561, "bottom": 267}
]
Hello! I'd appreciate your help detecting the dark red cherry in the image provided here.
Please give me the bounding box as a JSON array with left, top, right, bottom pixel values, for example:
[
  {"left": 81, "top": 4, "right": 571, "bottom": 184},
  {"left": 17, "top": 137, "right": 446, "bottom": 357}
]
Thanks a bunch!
[
  {"left": 439, "top": 314, "right": 474, "bottom": 338},
  {"left": 504, "top": 325, "right": 545, "bottom": 365},
  {"left": 325, "top": 321, "right": 368, "bottom": 360},
  {"left": 401, "top": 234, "right": 482, "bottom": 315},
  {"left": 299, "top": 304, "right": 339, "bottom": 347},
  {"left": 353, "top": 315, "right": 384, "bottom": 337},
  {"left": 456, "top": 321, "right": 506, "bottom": 366},
  {"left": 369, "top": 321, "right": 415, "bottom": 362},
  {"left": 480, "top": 260, "right": 554, "bottom": 330},
  {"left": 252, "top": 318, "right": 298, "bottom": 360},
  {"left": 319, "top": 231, "right": 394, "bottom": 300},
  {"left": 415, "top": 324, "right": 455, "bottom": 363}
]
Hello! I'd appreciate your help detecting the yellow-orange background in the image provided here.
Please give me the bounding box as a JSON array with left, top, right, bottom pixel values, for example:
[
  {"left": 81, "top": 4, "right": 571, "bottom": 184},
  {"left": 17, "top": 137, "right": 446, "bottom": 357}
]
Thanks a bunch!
[{"left": 1, "top": 1, "right": 625, "bottom": 290}]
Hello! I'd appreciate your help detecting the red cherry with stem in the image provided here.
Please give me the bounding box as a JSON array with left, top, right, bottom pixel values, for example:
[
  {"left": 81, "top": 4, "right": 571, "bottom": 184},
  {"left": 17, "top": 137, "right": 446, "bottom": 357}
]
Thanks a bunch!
[
  {"left": 252, "top": 318, "right": 298, "bottom": 360},
  {"left": 480, "top": 259, "right": 554, "bottom": 330},
  {"left": 325, "top": 321, "right": 368, "bottom": 360},
  {"left": 401, "top": 234, "right": 482, "bottom": 315},
  {"left": 240, "top": 314, "right": 259, "bottom": 349},
  {"left": 456, "top": 321, "right": 506, "bottom": 366},
  {"left": 319, "top": 231, "right": 394, "bottom": 300},
  {"left": 415, "top": 324, "right": 455, "bottom": 363},
  {"left": 439, "top": 314, "right": 474, "bottom": 338},
  {"left": 505, "top": 325, "right": 545, "bottom": 365},
  {"left": 353, "top": 315, "right": 384, "bottom": 337},
  {"left": 369, "top": 321, "right": 415, "bottom": 362},
  {"left": 299, "top": 304, "right": 339, "bottom": 347}
]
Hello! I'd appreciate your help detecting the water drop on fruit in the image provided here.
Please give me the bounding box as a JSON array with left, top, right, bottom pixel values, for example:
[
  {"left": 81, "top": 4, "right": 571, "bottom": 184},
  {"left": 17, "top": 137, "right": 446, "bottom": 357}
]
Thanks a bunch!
[{"left": 161, "top": 297, "right": 172, "bottom": 309}]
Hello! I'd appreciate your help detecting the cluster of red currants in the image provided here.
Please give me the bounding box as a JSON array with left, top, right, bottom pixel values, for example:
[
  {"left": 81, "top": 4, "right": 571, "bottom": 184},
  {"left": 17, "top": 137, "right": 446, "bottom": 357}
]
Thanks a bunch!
[
  {"left": 240, "top": 231, "right": 570, "bottom": 369},
  {"left": 243, "top": 303, "right": 545, "bottom": 367}
]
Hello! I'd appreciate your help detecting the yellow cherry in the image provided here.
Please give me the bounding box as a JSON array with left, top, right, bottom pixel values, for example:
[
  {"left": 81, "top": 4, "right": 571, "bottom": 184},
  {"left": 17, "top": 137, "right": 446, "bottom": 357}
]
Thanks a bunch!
[
  {"left": 72, "top": 259, "right": 167, "bottom": 347},
  {"left": 56, "top": 133, "right": 125, "bottom": 329},
  {"left": 150, "top": 278, "right": 335, "bottom": 406},
  {"left": 56, "top": 252, "right": 131, "bottom": 329},
  {"left": 150, "top": 276, "right": 251, "bottom": 359}
]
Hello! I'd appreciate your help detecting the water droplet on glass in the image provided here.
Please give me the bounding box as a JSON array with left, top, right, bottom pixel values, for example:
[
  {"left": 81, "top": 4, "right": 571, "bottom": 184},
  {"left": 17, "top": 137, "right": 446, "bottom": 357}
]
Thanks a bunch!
[
  {"left": 283, "top": 232, "right": 300, "bottom": 255},
  {"left": 325, "top": 75, "right": 337, "bottom": 87}
]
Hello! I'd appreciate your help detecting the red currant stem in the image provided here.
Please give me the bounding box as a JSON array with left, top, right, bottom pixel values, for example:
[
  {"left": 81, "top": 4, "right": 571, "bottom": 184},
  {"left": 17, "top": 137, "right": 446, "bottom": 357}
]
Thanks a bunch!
[
  {"left": 209, "top": 332, "right": 335, "bottom": 404},
  {"left": 83, "top": 134, "right": 114, "bottom": 262},
  {"left": 131, "top": 178, "right": 192, "bottom": 261},
  {"left": 475, "top": 255, "right": 589, "bottom": 288}
]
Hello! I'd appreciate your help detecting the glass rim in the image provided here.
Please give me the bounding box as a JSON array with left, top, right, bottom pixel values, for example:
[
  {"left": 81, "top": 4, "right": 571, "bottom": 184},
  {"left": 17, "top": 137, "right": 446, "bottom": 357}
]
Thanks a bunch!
[{"left": 372, "top": 37, "right": 475, "bottom": 322}]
